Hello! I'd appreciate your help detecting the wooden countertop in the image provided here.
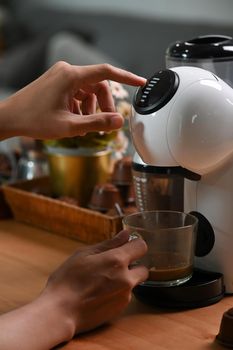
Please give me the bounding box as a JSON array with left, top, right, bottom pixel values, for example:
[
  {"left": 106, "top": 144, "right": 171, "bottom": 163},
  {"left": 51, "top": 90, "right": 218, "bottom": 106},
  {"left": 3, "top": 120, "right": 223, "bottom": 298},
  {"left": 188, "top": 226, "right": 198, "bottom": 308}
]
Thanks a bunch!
[{"left": 0, "top": 219, "right": 232, "bottom": 350}]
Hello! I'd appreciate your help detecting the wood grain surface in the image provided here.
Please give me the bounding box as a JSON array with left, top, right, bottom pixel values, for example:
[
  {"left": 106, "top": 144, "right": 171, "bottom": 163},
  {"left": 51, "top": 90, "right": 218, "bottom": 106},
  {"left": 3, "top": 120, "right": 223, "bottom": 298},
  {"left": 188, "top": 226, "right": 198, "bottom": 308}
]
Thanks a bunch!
[{"left": 0, "top": 219, "right": 232, "bottom": 350}]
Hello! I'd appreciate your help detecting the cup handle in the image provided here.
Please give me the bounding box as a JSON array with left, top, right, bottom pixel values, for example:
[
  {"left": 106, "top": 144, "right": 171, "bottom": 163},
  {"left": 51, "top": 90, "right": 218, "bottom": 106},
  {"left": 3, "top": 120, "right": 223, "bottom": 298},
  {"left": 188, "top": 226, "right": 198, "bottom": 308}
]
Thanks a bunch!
[
  {"left": 128, "top": 232, "right": 143, "bottom": 269},
  {"left": 129, "top": 232, "right": 142, "bottom": 241}
]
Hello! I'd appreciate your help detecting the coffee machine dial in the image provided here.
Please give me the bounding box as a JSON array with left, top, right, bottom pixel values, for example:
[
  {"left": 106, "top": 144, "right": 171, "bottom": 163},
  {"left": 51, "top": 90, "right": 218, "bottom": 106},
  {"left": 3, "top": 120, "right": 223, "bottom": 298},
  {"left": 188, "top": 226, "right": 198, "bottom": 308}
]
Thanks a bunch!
[{"left": 133, "top": 69, "right": 179, "bottom": 115}]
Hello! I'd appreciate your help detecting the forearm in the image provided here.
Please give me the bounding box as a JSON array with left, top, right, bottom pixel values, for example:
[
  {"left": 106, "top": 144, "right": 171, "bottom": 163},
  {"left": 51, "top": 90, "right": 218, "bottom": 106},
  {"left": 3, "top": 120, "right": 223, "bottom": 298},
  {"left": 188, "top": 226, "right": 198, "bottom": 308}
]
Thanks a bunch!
[
  {"left": 0, "top": 97, "right": 23, "bottom": 140},
  {"left": 0, "top": 293, "right": 75, "bottom": 350}
]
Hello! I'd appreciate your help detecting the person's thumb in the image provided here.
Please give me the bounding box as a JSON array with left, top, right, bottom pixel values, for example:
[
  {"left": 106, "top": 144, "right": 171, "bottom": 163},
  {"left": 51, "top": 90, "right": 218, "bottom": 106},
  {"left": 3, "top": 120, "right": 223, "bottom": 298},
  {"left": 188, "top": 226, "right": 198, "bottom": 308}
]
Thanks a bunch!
[
  {"left": 89, "top": 230, "right": 130, "bottom": 255},
  {"left": 69, "top": 112, "right": 124, "bottom": 136}
]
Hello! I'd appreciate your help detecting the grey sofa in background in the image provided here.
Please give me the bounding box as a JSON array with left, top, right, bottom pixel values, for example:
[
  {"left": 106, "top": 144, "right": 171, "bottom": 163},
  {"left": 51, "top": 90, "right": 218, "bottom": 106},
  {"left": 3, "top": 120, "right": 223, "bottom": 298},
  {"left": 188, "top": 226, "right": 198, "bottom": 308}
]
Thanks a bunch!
[{"left": 5, "top": 0, "right": 233, "bottom": 77}]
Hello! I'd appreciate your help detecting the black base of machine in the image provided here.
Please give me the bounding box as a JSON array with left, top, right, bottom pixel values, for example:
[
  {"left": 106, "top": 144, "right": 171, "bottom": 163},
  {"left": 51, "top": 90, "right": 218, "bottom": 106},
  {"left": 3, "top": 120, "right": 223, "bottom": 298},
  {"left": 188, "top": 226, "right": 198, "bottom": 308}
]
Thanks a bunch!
[{"left": 133, "top": 269, "right": 225, "bottom": 309}]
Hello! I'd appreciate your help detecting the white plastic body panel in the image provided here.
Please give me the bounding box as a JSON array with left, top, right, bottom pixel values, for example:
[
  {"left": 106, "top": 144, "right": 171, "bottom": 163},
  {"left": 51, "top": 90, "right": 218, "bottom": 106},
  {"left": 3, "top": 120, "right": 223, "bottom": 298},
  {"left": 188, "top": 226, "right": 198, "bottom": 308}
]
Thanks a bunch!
[
  {"left": 130, "top": 66, "right": 233, "bottom": 293},
  {"left": 184, "top": 159, "right": 233, "bottom": 293}
]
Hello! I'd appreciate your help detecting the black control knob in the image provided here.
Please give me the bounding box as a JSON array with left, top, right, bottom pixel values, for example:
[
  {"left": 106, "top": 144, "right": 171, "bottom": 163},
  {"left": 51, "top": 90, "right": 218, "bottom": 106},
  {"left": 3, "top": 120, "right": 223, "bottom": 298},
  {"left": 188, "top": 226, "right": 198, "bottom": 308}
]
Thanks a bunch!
[{"left": 133, "top": 69, "right": 179, "bottom": 115}]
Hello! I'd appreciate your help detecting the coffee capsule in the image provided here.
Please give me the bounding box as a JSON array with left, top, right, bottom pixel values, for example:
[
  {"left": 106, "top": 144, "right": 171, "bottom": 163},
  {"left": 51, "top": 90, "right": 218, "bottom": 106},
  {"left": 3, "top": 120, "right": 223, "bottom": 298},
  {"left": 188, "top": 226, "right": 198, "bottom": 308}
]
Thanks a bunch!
[{"left": 216, "top": 308, "right": 233, "bottom": 348}]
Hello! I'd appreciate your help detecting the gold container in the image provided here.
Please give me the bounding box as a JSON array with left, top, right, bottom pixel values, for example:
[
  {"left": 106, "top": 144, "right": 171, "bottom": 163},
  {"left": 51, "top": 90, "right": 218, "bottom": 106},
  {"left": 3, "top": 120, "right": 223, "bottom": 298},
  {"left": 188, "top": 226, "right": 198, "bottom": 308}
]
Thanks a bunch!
[{"left": 47, "top": 148, "right": 112, "bottom": 207}]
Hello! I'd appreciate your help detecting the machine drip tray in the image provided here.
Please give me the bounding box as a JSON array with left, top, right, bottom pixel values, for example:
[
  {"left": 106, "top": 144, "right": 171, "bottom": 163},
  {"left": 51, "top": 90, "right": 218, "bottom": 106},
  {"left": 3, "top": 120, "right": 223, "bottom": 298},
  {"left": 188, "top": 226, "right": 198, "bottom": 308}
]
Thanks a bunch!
[{"left": 133, "top": 269, "right": 225, "bottom": 309}]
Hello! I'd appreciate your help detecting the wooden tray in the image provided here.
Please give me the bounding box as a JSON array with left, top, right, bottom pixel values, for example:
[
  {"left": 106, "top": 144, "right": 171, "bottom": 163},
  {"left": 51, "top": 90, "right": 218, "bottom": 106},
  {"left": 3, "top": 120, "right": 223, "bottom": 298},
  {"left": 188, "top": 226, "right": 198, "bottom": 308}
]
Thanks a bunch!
[{"left": 1, "top": 177, "right": 123, "bottom": 244}]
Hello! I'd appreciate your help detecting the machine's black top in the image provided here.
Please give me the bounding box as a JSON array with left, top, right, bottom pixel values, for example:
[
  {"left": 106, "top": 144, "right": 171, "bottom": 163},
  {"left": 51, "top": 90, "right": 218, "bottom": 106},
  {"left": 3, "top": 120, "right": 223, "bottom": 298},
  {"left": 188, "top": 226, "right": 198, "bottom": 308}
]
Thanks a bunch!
[
  {"left": 166, "top": 35, "right": 233, "bottom": 60},
  {"left": 133, "top": 69, "right": 179, "bottom": 114}
]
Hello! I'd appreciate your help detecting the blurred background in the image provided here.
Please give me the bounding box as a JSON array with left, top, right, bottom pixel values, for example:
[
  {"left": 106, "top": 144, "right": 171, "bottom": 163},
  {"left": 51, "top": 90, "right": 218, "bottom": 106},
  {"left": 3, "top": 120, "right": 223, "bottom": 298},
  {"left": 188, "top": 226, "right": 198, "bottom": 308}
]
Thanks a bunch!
[
  {"left": 0, "top": 0, "right": 233, "bottom": 183},
  {"left": 0, "top": 0, "right": 233, "bottom": 89}
]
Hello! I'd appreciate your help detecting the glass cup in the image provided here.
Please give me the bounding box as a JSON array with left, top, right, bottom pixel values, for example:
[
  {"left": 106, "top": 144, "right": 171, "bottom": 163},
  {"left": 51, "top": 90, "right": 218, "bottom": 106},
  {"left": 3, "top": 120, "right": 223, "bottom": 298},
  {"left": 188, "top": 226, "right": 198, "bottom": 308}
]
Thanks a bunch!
[{"left": 123, "top": 210, "right": 198, "bottom": 287}]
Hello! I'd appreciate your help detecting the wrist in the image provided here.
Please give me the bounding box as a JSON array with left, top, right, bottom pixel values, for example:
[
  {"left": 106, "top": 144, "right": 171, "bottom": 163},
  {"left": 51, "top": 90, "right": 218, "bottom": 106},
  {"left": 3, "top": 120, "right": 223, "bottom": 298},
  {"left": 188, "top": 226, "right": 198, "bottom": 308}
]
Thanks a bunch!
[
  {"left": 0, "top": 292, "right": 76, "bottom": 350},
  {"left": 0, "top": 97, "right": 23, "bottom": 139},
  {"left": 33, "top": 291, "right": 76, "bottom": 345}
]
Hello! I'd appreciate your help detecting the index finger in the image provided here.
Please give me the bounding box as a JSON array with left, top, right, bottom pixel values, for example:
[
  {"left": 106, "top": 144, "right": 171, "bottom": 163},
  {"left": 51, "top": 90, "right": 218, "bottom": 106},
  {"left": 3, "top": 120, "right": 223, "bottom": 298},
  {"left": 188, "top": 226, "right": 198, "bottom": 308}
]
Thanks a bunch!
[{"left": 72, "top": 63, "right": 146, "bottom": 87}]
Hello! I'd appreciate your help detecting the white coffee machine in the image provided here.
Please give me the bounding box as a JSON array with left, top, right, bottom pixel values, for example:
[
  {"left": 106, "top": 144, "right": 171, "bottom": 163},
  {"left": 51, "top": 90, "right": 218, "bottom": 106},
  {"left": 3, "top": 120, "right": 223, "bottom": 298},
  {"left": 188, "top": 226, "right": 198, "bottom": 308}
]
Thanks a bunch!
[{"left": 130, "top": 66, "right": 233, "bottom": 293}]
